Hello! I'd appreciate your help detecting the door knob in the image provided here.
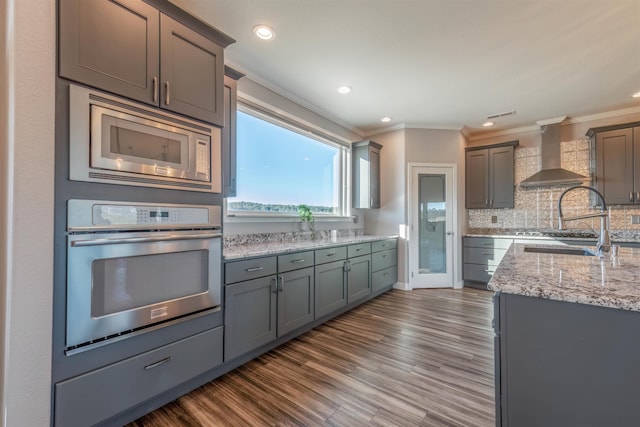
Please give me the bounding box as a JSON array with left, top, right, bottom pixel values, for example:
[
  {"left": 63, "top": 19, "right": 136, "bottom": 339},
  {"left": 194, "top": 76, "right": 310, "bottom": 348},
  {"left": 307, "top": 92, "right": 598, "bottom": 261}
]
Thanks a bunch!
[{"left": 446, "top": 231, "right": 454, "bottom": 236}]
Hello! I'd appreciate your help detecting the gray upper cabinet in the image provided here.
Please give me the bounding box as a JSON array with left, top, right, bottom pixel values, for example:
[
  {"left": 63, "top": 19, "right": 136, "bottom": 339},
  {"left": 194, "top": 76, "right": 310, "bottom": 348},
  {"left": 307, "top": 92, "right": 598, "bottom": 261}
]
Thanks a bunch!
[
  {"left": 466, "top": 143, "right": 515, "bottom": 209},
  {"left": 222, "top": 68, "right": 243, "bottom": 197},
  {"left": 59, "top": 0, "right": 225, "bottom": 126},
  {"left": 353, "top": 140, "right": 382, "bottom": 209},
  {"left": 592, "top": 124, "right": 640, "bottom": 205}
]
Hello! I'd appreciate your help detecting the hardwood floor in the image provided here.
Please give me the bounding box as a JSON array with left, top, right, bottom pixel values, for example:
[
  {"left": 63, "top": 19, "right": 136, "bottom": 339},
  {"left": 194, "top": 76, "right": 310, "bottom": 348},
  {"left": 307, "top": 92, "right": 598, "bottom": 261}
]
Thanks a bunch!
[{"left": 128, "top": 288, "right": 495, "bottom": 427}]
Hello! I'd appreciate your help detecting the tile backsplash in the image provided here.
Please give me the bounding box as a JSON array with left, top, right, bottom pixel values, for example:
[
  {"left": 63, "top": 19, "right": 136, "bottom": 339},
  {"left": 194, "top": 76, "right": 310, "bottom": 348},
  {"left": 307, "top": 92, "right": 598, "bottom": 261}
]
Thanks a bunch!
[{"left": 468, "top": 140, "right": 640, "bottom": 233}]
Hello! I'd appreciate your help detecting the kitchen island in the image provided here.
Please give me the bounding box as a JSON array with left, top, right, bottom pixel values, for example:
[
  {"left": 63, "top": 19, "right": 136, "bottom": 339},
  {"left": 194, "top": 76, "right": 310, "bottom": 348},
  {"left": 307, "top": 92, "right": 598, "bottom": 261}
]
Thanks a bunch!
[{"left": 489, "top": 243, "right": 640, "bottom": 427}]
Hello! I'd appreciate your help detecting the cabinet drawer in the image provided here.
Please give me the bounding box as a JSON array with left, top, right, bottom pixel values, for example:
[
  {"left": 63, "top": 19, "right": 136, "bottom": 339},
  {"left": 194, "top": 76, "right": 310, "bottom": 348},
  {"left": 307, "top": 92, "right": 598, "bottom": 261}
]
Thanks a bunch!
[
  {"left": 315, "top": 246, "right": 347, "bottom": 265},
  {"left": 463, "top": 237, "right": 513, "bottom": 250},
  {"left": 372, "top": 239, "right": 397, "bottom": 252},
  {"left": 348, "top": 242, "right": 371, "bottom": 258},
  {"left": 55, "top": 326, "right": 223, "bottom": 427},
  {"left": 463, "top": 263, "right": 498, "bottom": 283},
  {"left": 463, "top": 247, "right": 507, "bottom": 267},
  {"left": 372, "top": 249, "right": 397, "bottom": 271},
  {"left": 225, "top": 256, "right": 277, "bottom": 284},
  {"left": 372, "top": 266, "right": 397, "bottom": 292},
  {"left": 278, "top": 251, "right": 314, "bottom": 273}
]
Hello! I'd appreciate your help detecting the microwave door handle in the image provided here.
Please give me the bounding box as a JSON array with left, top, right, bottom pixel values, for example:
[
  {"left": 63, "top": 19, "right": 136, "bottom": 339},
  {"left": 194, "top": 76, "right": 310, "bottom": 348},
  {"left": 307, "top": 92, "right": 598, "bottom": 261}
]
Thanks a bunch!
[{"left": 70, "top": 232, "right": 222, "bottom": 247}]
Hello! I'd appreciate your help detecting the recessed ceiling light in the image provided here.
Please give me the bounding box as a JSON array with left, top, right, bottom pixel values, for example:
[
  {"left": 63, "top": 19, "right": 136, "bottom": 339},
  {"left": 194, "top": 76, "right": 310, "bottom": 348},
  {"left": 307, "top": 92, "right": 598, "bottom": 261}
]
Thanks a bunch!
[
  {"left": 337, "top": 85, "right": 351, "bottom": 94},
  {"left": 253, "top": 25, "right": 275, "bottom": 40},
  {"left": 633, "top": 91, "right": 640, "bottom": 98},
  {"left": 483, "top": 121, "right": 495, "bottom": 127},
  {"left": 381, "top": 117, "right": 392, "bottom": 123}
]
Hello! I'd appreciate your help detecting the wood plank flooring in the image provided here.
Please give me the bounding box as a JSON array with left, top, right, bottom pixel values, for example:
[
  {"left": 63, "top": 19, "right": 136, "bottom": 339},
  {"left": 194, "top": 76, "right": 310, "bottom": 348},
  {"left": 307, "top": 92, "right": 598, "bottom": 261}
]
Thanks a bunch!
[{"left": 128, "top": 288, "right": 495, "bottom": 427}]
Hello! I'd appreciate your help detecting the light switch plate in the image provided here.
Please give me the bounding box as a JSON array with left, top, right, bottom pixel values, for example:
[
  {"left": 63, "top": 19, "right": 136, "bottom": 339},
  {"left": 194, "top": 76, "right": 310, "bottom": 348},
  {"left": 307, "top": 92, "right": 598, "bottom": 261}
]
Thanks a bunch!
[
  {"left": 491, "top": 215, "right": 498, "bottom": 224},
  {"left": 631, "top": 215, "right": 640, "bottom": 224}
]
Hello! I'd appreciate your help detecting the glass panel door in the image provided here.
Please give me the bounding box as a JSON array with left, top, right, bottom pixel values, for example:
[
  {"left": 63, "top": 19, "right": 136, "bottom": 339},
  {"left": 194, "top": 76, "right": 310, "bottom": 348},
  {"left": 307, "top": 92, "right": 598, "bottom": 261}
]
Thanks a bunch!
[
  {"left": 409, "top": 165, "right": 455, "bottom": 288},
  {"left": 418, "top": 174, "right": 447, "bottom": 274}
]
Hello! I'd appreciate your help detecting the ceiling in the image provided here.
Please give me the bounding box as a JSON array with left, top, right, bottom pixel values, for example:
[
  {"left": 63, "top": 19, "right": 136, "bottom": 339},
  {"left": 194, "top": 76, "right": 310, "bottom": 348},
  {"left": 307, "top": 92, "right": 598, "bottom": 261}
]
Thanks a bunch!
[{"left": 171, "top": 0, "right": 640, "bottom": 138}]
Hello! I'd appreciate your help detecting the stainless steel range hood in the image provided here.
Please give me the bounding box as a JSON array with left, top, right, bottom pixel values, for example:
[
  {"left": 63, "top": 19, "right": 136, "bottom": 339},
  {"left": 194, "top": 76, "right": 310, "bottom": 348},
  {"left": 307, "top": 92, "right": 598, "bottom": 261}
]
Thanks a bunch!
[{"left": 520, "top": 121, "right": 589, "bottom": 187}]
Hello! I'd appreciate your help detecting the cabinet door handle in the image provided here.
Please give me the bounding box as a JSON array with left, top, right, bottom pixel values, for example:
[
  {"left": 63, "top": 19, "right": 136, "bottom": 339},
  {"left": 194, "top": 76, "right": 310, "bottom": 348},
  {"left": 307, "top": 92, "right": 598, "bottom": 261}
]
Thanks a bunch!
[
  {"left": 636, "top": 192, "right": 639, "bottom": 203},
  {"left": 271, "top": 277, "right": 278, "bottom": 294},
  {"left": 165, "top": 81, "right": 170, "bottom": 105},
  {"left": 490, "top": 198, "right": 494, "bottom": 206},
  {"left": 278, "top": 275, "right": 284, "bottom": 292},
  {"left": 485, "top": 198, "right": 489, "bottom": 206},
  {"left": 152, "top": 77, "right": 158, "bottom": 103},
  {"left": 344, "top": 261, "right": 351, "bottom": 272},
  {"left": 630, "top": 192, "right": 634, "bottom": 203},
  {"left": 144, "top": 356, "right": 172, "bottom": 370},
  {"left": 246, "top": 266, "right": 264, "bottom": 272}
]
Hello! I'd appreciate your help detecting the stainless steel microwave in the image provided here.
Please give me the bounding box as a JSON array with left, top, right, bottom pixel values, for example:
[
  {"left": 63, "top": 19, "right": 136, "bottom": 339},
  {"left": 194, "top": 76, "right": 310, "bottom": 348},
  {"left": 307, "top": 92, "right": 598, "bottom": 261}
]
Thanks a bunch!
[{"left": 69, "top": 84, "right": 221, "bottom": 192}]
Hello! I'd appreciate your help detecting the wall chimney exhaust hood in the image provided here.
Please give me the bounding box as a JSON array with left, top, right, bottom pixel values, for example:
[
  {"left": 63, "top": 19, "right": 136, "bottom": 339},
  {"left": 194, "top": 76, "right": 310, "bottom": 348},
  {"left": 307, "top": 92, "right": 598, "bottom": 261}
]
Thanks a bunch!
[{"left": 520, "top": 117, "right": 589, "bottom": 188}]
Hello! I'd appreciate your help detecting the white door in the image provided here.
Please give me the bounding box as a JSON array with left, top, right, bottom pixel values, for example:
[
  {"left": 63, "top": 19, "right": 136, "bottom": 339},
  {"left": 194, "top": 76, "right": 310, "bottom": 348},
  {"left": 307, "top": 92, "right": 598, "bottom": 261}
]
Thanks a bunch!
[{"left": 409, "top": 164, "right": 456, "bottom": 288}]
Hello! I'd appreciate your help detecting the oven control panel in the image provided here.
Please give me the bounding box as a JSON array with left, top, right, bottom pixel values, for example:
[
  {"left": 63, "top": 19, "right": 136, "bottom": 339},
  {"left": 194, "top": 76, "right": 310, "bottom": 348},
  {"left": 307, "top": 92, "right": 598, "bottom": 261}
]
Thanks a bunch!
[{"left": 67, "top": 199, "right": 222, "bottom": 231}]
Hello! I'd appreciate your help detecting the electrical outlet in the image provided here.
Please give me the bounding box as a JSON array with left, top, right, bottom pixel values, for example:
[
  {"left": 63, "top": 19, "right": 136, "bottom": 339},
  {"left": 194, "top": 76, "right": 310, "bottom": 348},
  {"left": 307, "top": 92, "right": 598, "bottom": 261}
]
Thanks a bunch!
[
  {"left": 491, "top": 215, "right": 498, "bottom": 224},
  {"left": 631, "top": 215, "right": 640, "bottom": 224}
]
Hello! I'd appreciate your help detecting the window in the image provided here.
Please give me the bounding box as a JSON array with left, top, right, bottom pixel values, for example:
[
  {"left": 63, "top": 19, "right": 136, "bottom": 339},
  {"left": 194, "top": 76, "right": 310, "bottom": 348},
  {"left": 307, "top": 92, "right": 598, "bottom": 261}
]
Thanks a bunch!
[{"left": 227, "top": 107, "right": 350, "bottom": 217}]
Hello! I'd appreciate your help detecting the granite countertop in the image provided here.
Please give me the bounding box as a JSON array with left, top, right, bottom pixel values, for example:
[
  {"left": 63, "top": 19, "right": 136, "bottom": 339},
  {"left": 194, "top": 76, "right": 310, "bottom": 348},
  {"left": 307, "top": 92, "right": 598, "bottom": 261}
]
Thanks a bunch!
[
  {"left": 224, "top": 235, "right": 397, "bottom": 261},
  {"left": 488, "top": 243, "right": 640, "bottom": 312},
  {"left": 464, "top": 228, "right": 640, "bottom": 244}
]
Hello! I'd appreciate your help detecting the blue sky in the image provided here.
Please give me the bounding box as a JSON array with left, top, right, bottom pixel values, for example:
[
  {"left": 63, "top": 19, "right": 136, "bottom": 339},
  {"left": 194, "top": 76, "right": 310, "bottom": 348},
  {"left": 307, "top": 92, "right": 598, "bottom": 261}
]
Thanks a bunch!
[{"left": 228, "top": 112, "right": 338, "bottom": 207}]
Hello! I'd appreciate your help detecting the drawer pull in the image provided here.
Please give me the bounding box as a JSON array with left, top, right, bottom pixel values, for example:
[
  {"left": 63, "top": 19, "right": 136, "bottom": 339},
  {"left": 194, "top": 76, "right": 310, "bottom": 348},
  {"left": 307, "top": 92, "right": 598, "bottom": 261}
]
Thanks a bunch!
[
  {"left": 382, "top": 255, "right": 388, "bottom": 258},
  {"left": 481, "top": 242, "right": 492, "bottom": 246},
  {"left": 246, "top": 266, "right": 264, "bottom": 272},
  {"left": 383, "top": 272, "right": 389, "bottom": 276},
  {"left": 382, "top": 243, "right": 389, "bottom": 247},
  {"left": 291, "top": 259, "right": 306, "bottom": 264},
  {"left": 356, "top": 248, "right": 362, "bottom": 251},
  {"left": 144, "top": 356, "right": 172, "bottom": 370},
  {"left": 481, "top": 252, "right": 493, "bottom": 255},
  {"left": 326, "top": 253, "right": 336, "bottom": 257}
]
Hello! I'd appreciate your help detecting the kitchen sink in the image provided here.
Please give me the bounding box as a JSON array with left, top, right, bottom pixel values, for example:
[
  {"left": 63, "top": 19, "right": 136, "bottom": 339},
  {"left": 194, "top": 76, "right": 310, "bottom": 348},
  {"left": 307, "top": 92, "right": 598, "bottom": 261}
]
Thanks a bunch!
[{"left": 523, "top": 246, "right": 597, "bottom": 257}]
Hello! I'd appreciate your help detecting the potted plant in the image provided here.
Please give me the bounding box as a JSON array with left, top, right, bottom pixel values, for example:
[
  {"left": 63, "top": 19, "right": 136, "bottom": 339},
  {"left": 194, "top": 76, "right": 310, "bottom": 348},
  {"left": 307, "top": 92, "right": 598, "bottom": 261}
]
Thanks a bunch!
[{"left": 298, "top": 204, "right": 316, "bottom": 240}]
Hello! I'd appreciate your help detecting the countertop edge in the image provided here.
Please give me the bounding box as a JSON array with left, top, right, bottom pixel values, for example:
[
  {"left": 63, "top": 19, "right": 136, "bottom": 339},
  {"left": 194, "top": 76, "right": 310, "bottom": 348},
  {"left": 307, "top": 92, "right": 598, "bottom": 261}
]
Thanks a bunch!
[{"left": 223, "top": 235, "right": 398, "bottom": 261}]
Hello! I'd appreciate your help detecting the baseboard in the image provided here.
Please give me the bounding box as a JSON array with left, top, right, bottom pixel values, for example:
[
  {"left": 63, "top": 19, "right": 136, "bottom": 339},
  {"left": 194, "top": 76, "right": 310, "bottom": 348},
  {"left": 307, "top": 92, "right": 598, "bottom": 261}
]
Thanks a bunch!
[{"left": 393, "top": 281, "right": 410, "bottom": 291}]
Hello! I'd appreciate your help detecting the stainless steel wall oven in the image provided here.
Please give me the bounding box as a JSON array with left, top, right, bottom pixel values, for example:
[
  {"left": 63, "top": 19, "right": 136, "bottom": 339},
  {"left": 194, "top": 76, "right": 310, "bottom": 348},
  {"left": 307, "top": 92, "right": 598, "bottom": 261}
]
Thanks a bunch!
[{"left": 66, "top": 200, "right": 222, "bottom": 353}]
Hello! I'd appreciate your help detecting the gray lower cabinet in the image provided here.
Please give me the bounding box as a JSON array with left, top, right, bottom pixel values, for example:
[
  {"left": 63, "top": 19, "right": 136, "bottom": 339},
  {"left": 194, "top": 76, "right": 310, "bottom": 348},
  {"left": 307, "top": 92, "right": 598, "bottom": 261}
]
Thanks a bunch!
[
  {"left": 224, "top": 274, "right": 277, "bottom": 361},
  {"left": 371, "top": 238, "right": 398, "bottom": 293},
  {"left": 463, "top": 237, "right": 513, "bottom": 284},
  {"left": 59, "top": 0, "right": 227, "bottom": 126},
  {"left": 224, "top": 252, "right": 314, "bottom": 361},
  {"left": 278, "top": 267, "right": 315, "bottom": 336},
  {"left": 495, "top": 293, "right": 640, "bottom": 426},
  {"left": 347, "top": 243, "right": 373, "bottom": 303},
  {"left": 54, "top": 326, "right": 223, "bottom": 427},
  {"left": 314, "top": 246, "right": 348, "bottom": 318}
]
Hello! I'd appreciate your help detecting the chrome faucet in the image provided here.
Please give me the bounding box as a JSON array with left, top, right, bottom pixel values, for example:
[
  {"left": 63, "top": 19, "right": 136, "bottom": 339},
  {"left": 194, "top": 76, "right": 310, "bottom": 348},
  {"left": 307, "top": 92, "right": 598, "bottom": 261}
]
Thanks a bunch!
[{"left": 557, "top": 185, "right": 611, "bottom": 254}]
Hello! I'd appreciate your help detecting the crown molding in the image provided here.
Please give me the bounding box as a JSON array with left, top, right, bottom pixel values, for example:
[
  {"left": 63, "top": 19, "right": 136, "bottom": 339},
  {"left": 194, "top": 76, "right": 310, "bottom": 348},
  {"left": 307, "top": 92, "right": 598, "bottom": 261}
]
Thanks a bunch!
[
  {"left": 565, "top": 105, "right": 640, "bottom": 124},
  {"left": 467, "top": 124, "right": 540, "bottom": 142}
]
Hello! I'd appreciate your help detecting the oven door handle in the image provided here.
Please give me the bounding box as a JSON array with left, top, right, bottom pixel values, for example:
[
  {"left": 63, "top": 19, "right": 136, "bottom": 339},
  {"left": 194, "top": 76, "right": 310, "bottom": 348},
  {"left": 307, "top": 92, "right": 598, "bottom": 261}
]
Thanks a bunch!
[{"left": 70, "top": 232, "right": 222, "bottom": 247}]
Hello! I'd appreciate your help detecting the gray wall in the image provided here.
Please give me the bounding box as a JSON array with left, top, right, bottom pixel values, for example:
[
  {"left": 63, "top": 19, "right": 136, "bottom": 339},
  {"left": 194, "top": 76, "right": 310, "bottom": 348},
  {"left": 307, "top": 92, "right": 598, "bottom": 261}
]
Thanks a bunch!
[
  {"left": 364, "top": 127, "right": 467, "bottom": 288},
  {"left": 1, "top": 0, "right": 55, "bottom": 425}
]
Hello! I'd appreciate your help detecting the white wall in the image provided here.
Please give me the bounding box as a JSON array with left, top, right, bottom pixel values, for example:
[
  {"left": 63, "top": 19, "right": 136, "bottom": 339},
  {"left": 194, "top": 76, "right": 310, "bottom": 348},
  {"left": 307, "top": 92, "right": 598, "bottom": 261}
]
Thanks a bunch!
[
  {"left": 404, "top": 128, "right": 466, "bottom": 286},
  {"left": 362, "top": 129, "right": 407, "bottom": 285},
  {"left": 1, "top": 1, "right": 55, "bottom": 425}
]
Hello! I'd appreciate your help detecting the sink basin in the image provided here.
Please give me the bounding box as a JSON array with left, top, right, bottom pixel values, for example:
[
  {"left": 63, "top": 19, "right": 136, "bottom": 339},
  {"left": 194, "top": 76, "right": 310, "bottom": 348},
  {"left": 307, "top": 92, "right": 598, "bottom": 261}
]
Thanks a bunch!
[{"left": 523, "top": 246, "right": 597, "bottom": 257}]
